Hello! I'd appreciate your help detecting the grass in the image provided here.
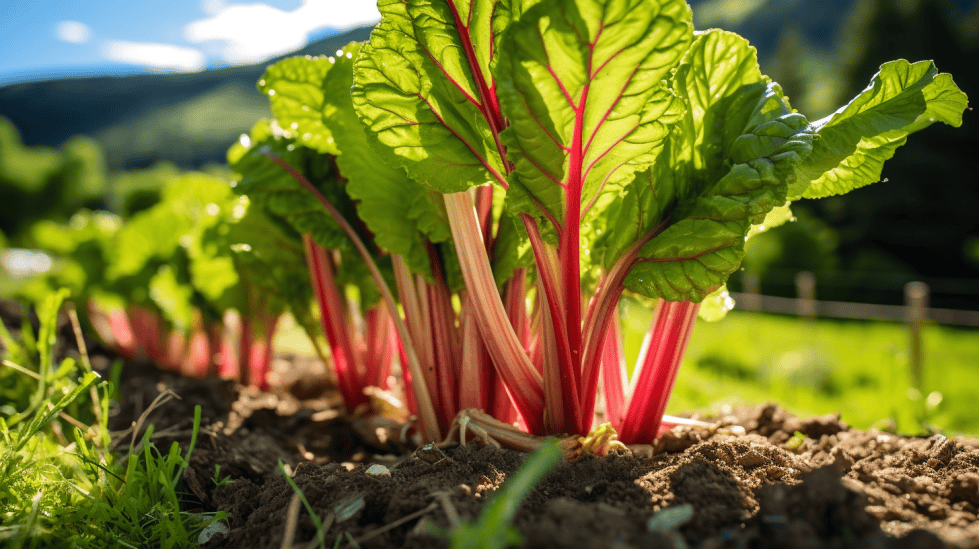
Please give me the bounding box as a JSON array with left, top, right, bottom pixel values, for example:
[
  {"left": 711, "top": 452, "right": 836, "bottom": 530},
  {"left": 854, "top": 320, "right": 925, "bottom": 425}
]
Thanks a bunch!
[
  {"left": 619, "top": 301, "right": 979, "bottom": 436},
  {"left": 0, "top": 289, "right": 223, "bottom": 548}
]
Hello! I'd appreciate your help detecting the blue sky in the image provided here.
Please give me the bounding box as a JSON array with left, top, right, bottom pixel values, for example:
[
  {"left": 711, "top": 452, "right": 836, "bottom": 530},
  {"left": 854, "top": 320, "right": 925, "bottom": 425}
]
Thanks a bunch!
[
  {"left": 0, "top": 0, "right": 381, "bottom": 85},
  {"left": 3, "top": 0, "right": 975, "bottom": 86}
]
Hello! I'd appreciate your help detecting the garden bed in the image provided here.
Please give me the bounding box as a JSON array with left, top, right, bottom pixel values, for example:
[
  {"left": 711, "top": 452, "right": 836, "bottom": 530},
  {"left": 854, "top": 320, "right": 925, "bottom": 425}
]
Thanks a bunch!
[{"left": 104, "top": 351, "right": 979, "bottom": 549}]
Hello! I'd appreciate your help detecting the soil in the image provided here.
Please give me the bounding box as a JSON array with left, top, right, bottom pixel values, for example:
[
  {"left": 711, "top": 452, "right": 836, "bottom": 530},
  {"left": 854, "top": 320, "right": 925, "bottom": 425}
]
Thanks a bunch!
[{"left": 3, "top": 302, "right": 979, "bottom": 549}]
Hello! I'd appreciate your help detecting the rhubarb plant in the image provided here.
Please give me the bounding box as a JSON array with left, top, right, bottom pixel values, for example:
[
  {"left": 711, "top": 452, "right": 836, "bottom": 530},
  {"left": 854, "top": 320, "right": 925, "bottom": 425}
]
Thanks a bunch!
[
  {"left": 346, "top": 0, "right": 967, "bottom": 444},
  {"left": 227, "top": 114, "right": 422, "bottom": 413}
]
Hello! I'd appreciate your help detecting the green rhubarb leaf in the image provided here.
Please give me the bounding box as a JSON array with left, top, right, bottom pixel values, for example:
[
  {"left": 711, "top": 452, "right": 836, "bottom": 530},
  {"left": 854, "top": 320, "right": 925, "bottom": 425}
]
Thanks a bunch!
[
  {"left": 352, "top": 0, "right": 515, "bottom": 193},
  {"left": 223, "top": 203, "right": 318, "bottom": 327},
  {"left": 697, "top": 286, "right": 734, "bottom": 322},
  {"left": 194, "top": 201, "right": 327, "bottom": 351},
  {"left": 228, "top": 119, "right": 356, "bottom": 252},
  {"left": 228, "top": 119, "right": 387, "bottom": 309},
  {"left": 746, "top": 202, "right": 794, "bottom": 240},
  {"left": 149, "top": 265, "right": 195, "bottom": 330},
  {"left": 109, "top": 173, "right": 233, "bottom": 279},
  {"left": 496, "top": 0, "right": 691, "bottom": 230},
  {"left": 187, "top": 222, "right": 241, "bottom": 306},
  {"left": 259, "top": 56, "right": 340, "bottom": 155},
  {"left": 618, "top": 30, "right": 814, "bottom": 302},
  {"left": 790, "top": 59, "right": 968, "bottom": 200},
  {"left": 322, "top": 43, "right": 451, "bottom": 281},
  {"left": 491, "top": 210, "right": 535, "bottom": 287}
]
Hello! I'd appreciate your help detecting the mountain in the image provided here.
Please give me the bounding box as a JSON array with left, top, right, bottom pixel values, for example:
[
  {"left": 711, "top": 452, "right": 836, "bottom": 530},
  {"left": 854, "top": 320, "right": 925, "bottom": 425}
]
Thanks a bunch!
[{"left": 0, "top": 26, "right": 373, "bottom": 169}]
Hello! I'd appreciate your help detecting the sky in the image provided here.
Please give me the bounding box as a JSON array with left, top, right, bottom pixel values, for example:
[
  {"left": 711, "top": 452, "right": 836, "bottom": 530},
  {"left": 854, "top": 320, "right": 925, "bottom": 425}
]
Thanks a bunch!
[{"left": 0, "top": 0, "right": 381, "bottom": 85}]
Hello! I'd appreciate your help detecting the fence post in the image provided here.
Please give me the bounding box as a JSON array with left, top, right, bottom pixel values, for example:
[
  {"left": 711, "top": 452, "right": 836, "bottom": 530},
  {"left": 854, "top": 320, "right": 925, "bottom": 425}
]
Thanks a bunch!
[
  {"left": 905, "top": 281, "right": 929, "bottom": 390},
  {"left": 795, "top": 271, "right": 817, "bottom": 320},
  {"left": 742, "top": 271, "right": 761, "bottom": 311}
]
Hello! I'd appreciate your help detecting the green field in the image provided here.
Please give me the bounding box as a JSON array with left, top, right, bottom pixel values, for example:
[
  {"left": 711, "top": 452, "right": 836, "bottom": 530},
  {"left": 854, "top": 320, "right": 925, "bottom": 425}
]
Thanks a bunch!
[{"left": 617, "top": 304, "right": 979, "bottom": 437}]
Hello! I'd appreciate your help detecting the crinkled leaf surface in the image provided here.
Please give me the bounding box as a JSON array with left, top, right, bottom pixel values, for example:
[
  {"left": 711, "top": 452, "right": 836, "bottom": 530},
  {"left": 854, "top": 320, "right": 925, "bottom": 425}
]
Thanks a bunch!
[
  {"left": 790, "top": 59, "right": 968, "bottom": 200},
  {"left": 352, "top": 0, "right": 515, "bottom": 193},
  {"left": 495, "top": 0, "right": 691, "bottom": 229},
  {"left": 613, "top": 30, "right": 813, "bottom": 302}
]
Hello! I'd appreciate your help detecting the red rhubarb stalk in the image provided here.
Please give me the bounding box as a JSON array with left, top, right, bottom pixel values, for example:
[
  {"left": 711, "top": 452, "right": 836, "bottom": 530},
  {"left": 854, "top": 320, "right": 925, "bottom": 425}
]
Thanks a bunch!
[
  {"left": 188, "top": 320, "right": 211, "bottom": 378},
  {"left": 105, "top": 307, "right": 139, "bottom": 359},
  {"left": 426, "top": 254, "right": 460, "bottom": 430},
  {"left": 363, "top": 307, "right": 395, "bottom": 389},
  {"left": 618, "top": 300, "right": 700, "bottom": 444},
  {"left": 304, "top": 234, "right": 367, "bottom": 412},
  {"left": 457, "top": 296, "right": 491, "bottom": 412},
  {"left": 444, "top": 191, "right": 545, "bottom": 433},
  {"left": 600, "top": 313, "right": 629, "bottom": 430},
  {"left": 238, "top": 315, "right": 253, "bottom": 386}
]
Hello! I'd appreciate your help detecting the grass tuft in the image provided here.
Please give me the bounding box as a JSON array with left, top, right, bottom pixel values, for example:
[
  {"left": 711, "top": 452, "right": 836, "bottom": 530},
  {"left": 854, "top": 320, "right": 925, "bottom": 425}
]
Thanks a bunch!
[{"left": 1, "top": 290, "right": 223, "bottom": 548}]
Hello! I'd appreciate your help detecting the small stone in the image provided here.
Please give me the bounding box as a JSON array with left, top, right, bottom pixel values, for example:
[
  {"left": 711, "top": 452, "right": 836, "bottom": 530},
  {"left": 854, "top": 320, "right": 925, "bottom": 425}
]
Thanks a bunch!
[
  {"left": 365, "top": 464, "right": 391, "bottom": 477},
  {"left": 647, "top": 504, "right": 694, "bottom": 532},
  {"left": 198, "top": 521, "right": 229, "bottom": 545},
  {"left": 335, "top": 496, "right": 365, "bottom": 522}
]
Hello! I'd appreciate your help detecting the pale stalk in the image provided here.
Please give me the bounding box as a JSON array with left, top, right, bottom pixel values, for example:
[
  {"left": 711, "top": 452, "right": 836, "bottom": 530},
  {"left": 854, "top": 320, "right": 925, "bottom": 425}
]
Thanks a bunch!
[{"left": 444, "top": 190, "right": 545, "bottom": 433}]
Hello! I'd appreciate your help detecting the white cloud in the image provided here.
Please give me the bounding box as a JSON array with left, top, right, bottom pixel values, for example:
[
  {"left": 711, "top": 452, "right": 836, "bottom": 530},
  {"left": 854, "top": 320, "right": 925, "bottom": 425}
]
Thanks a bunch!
[
  {"left": 55, "top": 21, "right": 92, "bottom": 44},
  {"left": 202, "top": 0, "right": 226, "bottom": 15},
  {"left": 102, "top": 41, "right": 207, "bottom": 72},
  {"left": 184, "top": 0, "right": 380, "bottom": 64}
]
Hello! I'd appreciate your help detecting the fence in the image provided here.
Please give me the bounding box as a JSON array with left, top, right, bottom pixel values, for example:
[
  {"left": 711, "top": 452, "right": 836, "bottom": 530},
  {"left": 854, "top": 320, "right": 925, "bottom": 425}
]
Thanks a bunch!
[
  {"left": 732, "top": 273, "right": 979, "bottom": 328},
  {"left": 732, "top": 271, "right": 979, "bottom": 393}
]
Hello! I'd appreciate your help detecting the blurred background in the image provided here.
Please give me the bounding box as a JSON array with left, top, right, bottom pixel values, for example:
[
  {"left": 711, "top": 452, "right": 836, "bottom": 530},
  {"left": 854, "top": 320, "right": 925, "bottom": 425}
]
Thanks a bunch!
[{"left": 1, "top": 0, "right": 977, "bottom": 434}]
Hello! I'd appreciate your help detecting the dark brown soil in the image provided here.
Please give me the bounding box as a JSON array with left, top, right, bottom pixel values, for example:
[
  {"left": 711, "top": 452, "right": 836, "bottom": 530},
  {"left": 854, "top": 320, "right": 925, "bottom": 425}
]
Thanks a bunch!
[
  {"left": 4, "top": 303, "right": 978, "bottom": 549},
  {"left": 103, "top": 358, "right": 979, "bottom": 549}
]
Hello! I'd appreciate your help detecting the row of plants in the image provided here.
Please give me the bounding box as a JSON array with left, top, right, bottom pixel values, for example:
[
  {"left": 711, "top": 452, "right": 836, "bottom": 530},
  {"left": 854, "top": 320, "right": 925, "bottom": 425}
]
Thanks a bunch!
[
  {"left": 18, "top": 171, "right": 327, "bottom": 391},
  {"left": 14, "top": 0, "right": 968, "bottom": 450}
]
